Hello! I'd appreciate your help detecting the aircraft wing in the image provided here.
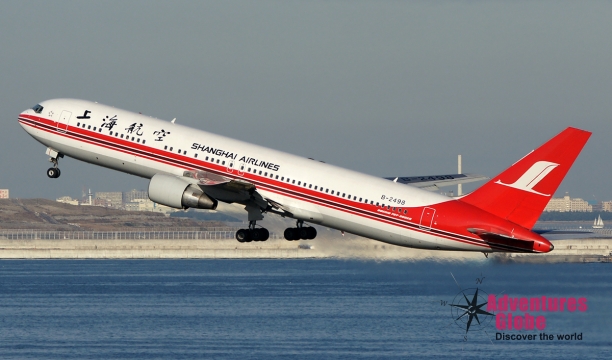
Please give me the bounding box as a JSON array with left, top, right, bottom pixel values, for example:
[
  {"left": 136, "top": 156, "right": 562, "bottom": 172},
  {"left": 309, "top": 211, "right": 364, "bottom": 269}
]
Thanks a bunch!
[
  {"left": 182, "top": 170, "right": 299, "bottom": 218},
  {"left": 182, "top": 170, "right": 255, "bottom": 203},
  {"left": 384, "top": 173, "right": 489, "bottom": 191}
]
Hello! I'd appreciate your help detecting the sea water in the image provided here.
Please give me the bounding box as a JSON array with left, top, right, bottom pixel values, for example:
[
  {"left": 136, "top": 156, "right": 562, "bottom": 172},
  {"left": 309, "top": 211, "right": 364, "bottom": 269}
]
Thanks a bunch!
[{"left": 0, "top": 259, "right": 610, "bottom": 359}]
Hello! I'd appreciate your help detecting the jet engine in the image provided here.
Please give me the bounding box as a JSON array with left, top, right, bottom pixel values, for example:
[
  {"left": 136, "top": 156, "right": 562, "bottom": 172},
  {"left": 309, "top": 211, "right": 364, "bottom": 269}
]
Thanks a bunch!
[{"left": 148, "top": 173, "right": 218, "bottom": 210}]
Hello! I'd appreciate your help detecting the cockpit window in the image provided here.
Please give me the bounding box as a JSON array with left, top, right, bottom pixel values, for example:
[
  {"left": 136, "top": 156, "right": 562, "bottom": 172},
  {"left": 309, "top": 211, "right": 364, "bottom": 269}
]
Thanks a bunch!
[{"left": 32, "top": 104, "right": 44, "bottom": 114}]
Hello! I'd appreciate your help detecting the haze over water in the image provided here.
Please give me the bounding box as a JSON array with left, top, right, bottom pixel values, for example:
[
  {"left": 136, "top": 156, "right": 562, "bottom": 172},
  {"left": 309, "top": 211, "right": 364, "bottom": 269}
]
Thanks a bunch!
[{"left": 0, "top": 259, "right": 609, "bottom": 359}]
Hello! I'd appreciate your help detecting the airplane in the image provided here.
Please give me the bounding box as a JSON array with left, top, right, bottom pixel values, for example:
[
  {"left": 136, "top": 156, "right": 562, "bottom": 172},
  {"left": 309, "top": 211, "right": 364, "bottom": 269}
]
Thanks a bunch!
[{"left": 18, "top": 99, "right": 591, "bottom": 254}]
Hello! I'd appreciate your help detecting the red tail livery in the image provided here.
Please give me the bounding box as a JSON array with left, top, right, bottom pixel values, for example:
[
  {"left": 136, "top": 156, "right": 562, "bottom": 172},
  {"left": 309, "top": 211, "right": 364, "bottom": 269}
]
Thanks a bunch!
[{"left": 461, "top": 127, "right": 591, "bottom": 229}]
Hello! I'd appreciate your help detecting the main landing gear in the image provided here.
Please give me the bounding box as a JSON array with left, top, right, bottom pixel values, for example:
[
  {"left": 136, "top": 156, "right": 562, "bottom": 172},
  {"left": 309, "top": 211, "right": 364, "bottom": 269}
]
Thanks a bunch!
[
  {"left": 46, "top": 148, "right": 63, "bottom": 179},
  {"left": 284, "top": 220, "right": 317, "bottom": 241},
  {"left": 236, "top": 221, "right": 270, "bottom": 243}
]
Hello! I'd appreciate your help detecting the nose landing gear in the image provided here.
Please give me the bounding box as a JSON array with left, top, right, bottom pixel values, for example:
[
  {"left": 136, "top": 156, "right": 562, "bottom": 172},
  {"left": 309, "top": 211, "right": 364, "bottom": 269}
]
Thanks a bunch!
[
  {"left": 46, "top": 148, "right": 63, "bottom": 179},
  {"left": 47, "top": 167, "right": 61, "bottom": 178}
]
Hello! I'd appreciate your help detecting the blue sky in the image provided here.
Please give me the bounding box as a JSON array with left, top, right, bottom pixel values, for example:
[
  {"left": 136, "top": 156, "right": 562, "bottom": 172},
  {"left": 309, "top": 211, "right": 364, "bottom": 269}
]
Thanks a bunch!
[{"left": 1, "top": 1, "right": 611, "bottom": 201}]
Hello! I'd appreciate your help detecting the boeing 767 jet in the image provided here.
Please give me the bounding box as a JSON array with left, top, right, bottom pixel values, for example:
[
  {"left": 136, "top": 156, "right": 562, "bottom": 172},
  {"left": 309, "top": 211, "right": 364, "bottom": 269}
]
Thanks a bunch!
[{"left": 19, "top": 99, "right": 590, "bottom": 254}]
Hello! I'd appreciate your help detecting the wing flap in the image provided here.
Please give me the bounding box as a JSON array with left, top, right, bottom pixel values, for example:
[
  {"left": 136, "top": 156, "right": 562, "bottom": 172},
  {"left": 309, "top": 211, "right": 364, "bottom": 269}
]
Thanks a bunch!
[{"left": 467, "top": 228, "right": 534, "bottom": 252}]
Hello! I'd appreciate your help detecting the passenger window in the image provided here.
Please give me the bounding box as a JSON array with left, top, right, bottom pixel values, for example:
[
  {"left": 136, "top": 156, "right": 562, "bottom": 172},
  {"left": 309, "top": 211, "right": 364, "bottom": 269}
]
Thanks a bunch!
[
  {"left": 229, "top": 163, "right": 233, "bottom": 167},
  {"left": 93, "top": 127, "right": 96, "bottom": 131},
  {"left": 77, "top": 122, "right": 80, "bottom": 126},
  {"left": 404, "top": 210, "right": 407, "bottom": 214},
  {"left": 247, "top": 168, "right": 251, "bottom": 172},
  {"left": 195, "top": 153, "right": 198, "bottom": 158},
  {"left": 259, "top": 171, "right": 262, "bottom": 175},
  {"left": 164, "top": 146, "right": 167, "bottom": 150},
  {"left": 281, "top": 177, "right": 284, "bottom": 181},
  {"left": 264, "top": 172, "right": 268, "bottom": 176},
  {"left": 309, "top": 184, "right": 312, "bottom": 189},
  {"left": 359, "top": 198, "right": 362, "bottom": 202},
  {"left": 88, "top": 125, "right": 91, "bottom": 129},
  {"left": 121, "top": 134, "right": 124, "bottom": 138},
  {"left": 99, "top": 128, "right": 102, "bottom": 133},
  {"left": 325, "top": 189, "right": 329, "bottom": 193},
  {"left": 331, "top": 190, "right": 334, "bottom": 195},
  {"left": 184, "top": 151, "right": 187, "bottom": 155},
  {"left": 222, "top": 161, "right": 225, "bottom": 165},
  {"left": 376, "top": 202, "right": 379, "bottom": 206},
  {"left": 275, "top": 175, "right": 279, "bottom": 179},
  {"left": 143, "top": 140, "right": 146, "bottom": 144},
  {"left": 342, "top": 193, "right": 345, "bottom": 197},
  {"left": 298, "top": 181, "right": 301, "bottom": 186},
  {"left": 178, "top": 149, "right": 181, "bottom": 153},
  {"left": 292, "top": 180, "right": 295, "bottom": 184},
  {"left": 132, "top": 137, "right": 135, "bottom": 141},
  {"left": 137, "top": 138, "right": 140, "bottom": 143},
  {"left": 206, "top": 157, "right": 209, "bottom": 161},
  {"left": 170, "top": 147, "right": 173, "bottom": 151}
]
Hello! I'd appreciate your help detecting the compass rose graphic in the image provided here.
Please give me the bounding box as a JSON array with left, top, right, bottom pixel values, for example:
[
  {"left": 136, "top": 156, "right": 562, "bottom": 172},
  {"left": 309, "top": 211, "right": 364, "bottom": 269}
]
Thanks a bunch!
[
  {"left": 441, "top": 273, "right": 496, "bottom": 341},
  {"left": 450, "top": 287, "right": 495, "bottom": 334}
]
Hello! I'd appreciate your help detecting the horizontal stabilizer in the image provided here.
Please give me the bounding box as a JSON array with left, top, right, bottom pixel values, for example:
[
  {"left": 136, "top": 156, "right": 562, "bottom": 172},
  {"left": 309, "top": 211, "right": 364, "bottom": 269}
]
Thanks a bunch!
[
  {"left": 385, "top": 173, "right": 488, "bottom": 191},
  {"left": 533, "top": 229, "right": 592, "bottom": 235},
  {"left": 467, "top": 228, "right": 536, "bottom": 252}
]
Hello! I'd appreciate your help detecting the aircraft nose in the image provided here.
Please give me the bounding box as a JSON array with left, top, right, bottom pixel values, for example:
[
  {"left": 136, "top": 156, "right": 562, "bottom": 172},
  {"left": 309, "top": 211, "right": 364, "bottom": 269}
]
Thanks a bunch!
[{"left": 550, "top": 243, "right": 554, "bottom": 251}]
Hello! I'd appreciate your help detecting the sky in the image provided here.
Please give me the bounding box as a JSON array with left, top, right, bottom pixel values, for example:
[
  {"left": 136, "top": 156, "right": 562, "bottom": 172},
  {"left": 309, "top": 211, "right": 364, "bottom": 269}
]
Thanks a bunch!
[{"left": 1, "top": 1, "right": 611, "bottom": 202}]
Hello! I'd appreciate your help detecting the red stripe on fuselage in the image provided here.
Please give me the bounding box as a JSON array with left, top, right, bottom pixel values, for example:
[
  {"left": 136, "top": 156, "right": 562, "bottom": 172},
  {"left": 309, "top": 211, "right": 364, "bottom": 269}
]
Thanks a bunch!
[{"left": 19, "top": 114, "right": 541, "bottom": 253}]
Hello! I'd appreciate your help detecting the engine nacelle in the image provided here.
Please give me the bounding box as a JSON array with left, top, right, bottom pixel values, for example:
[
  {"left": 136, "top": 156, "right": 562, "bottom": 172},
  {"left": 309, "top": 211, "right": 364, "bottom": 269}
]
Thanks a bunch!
[{"left": 148, "top": 173, "right": 218, "bottom": 210}]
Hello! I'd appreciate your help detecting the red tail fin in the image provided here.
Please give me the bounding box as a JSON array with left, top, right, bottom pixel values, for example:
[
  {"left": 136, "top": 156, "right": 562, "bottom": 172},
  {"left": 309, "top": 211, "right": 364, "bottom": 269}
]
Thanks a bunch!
[{"left": 460, "top": 127, "right": 591, "bottom": 229}]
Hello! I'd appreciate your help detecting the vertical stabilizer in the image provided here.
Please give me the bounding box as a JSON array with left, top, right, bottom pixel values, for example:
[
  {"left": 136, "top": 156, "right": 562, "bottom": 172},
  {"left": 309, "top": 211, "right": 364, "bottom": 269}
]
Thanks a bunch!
[{"left": 460, "top": 127, "right": 591, "bottom": 229}]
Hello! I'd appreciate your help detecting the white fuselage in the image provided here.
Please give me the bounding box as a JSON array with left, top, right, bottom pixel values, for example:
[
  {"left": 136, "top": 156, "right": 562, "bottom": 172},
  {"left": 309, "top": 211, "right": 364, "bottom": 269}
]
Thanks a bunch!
[{"left": 19, "top": 99, "right": 518, "bottom": 252}]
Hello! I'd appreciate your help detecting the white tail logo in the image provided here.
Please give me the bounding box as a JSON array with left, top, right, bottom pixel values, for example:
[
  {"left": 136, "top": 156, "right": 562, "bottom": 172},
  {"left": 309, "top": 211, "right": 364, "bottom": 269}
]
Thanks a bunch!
[{"left": 495, "top": 161, "right": 559, "bottom": 196}]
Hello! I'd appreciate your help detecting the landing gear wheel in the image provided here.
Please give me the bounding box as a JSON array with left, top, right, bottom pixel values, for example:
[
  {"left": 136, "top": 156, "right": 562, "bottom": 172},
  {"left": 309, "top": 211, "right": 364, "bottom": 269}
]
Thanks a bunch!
[
  {"left": 260, "top": 228, "right": 269, "bottom": 241},
  {"left": 299, "top": 227, "right": 310, "bottom": 240},
  {"left": 284, "top": 228, "right": 298, "bottom": 241},
  {"left": 47, "top": 168, "right": 60, "bottom": 178},
  {"left": 251, "top": 228, "right": 262, "bottom": 241},
  {"left": 306, "top": 227, "right": 317, "bottom": 240},
  {"left": 236, "top": 229, "right": 250, "bottom": 243}
]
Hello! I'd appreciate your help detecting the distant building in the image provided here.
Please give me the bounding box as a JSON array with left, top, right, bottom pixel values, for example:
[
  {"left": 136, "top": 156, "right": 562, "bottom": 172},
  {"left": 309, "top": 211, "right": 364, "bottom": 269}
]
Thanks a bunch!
[
  {"left": 95, "top": 191, "right": 123, "bottom": 208},
  {"left": 0, "top": 189, "right": 8, "bottom": 199},
  {"left": 125, "top": 198, "right": 175, "bottom": 215},
  {"left": 544, "top": 193, "right": 592, "bottom": 212},
  {"left": 92, "top": 197, "right": 111, "bottom": 207},
  {"left": 123, "top": 189, "right": 148, "bottom": 203},
  {"left": 56, "top": 196, "right": 79, "bottom": 206},
  {"left": 601, "top": 201, "right": 612, "bottom": 212}
]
